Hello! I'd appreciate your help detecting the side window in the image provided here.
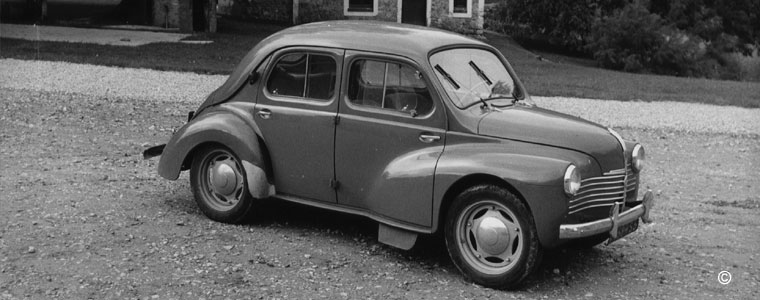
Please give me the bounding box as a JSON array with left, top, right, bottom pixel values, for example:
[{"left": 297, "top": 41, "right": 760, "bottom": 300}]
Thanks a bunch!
[
  {"left": 267, "top": 53, "right": 337, "bottom": 101},
  {"left": 348, "top": 59, "right": 433, "bottom": 116}
]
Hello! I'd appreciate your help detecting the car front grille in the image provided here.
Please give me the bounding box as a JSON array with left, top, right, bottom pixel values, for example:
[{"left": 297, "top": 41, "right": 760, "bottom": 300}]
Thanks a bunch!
[{"left": 568, "top": 164, "right": 638, "bottom": 215}]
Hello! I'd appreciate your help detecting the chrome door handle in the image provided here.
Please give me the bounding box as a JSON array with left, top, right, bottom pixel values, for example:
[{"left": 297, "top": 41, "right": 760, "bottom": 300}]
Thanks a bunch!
[
  {"left": 418, "top": 134, "right": 441, "bottom": 143},
  {"left": 257, "top": 109, "right": 271, "bottom": 119}
]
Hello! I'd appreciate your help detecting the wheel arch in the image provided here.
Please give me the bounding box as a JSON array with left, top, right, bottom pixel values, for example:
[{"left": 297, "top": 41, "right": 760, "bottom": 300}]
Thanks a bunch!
[
  {"left": 157, "top": 112, "right": 274, "bottom": 198},
  {"left": 435, "top": 174, "right": 529, "bottom": 235}
]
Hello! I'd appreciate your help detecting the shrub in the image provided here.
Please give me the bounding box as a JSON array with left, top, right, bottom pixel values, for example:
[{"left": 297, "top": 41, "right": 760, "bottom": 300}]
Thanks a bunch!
[
  {"left": 587, "top": 4, "right": 666, "bottom": 72},
  {"left": 497, "top": 0, "right": 626, "bottom": 52}
]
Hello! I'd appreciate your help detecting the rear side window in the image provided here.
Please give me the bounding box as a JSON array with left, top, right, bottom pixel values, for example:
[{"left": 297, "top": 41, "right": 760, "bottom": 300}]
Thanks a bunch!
[
  {"left": 267, "top": 53, "right": 337, "bottom": 101},
  {"left": 348, "top": 59, "right": 433, "bottom": 116}
]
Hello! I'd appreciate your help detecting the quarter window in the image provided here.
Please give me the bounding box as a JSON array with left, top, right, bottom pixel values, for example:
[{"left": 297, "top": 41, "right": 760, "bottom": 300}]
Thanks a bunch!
[
  {"left": 267, "top": 53, "right": 337, "bottom": 101},
  {"left": 348, "top": 59, "right": 433, "bottom": 116}
]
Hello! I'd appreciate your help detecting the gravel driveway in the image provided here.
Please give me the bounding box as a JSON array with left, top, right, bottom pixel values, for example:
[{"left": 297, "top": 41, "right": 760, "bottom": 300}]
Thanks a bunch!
[{"left": 1, "top": 58, "right": 758, "bottom": 136}]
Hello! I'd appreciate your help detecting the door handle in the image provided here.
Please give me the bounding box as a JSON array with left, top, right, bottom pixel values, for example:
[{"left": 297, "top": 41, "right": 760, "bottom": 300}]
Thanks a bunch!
[
  {"left": 257, "top": 109, "right": 272, "bottom": 119},
  {"left": 418, "top": 134, "right": 441, "bottom": 143}
]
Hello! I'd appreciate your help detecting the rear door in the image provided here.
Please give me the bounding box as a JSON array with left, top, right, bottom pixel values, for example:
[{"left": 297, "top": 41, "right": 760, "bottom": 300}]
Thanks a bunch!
[
  {"left": 335, "top": 51, "right": 446, "bottom": 227},
  {"left": 255, "top": 47, "right": 344, "bottom": 203}
]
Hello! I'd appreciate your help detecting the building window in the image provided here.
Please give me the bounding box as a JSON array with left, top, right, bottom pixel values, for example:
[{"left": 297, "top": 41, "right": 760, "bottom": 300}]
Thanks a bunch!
[
  {"left": 449, "top": 0, "right": 471, "bottom": 17},
  {"left": 345, "top": 0, "right": 378, "bottom": 16}
]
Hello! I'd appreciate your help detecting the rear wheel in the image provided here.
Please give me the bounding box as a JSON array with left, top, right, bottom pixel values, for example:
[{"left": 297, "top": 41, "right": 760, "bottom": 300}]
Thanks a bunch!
[
  {"left": 445, "top": 185, "right": 541, "bottom": 289},
  {"left": 190, "top": 145, "right": 255, "bottom": 223}
]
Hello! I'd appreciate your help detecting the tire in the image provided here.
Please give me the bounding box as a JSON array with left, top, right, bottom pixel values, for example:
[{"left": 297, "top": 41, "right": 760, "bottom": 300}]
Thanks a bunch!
[
  {"left": 190, "top": 145, "right": 255, "bottom": 224},
  {"left": 444, "top": 185, "right": 541, "bottom": 289}
]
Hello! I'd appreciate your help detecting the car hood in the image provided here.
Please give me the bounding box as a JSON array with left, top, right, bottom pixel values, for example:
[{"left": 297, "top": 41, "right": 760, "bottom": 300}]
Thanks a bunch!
[{"left": 478, "top": 106, "right": 624, "bottom": 172}]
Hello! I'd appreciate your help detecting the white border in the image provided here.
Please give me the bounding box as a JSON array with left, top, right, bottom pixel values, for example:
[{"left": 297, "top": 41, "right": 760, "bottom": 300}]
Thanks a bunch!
[
  {"left": 344, "top": 0, "right": 379, "bottom": 17},
  {"left": 449, "top": 0, "right": 471, "bottom": 18}
]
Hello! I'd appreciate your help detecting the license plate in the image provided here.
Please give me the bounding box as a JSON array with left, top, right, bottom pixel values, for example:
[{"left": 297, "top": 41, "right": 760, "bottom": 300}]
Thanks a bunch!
[{"left": 608, "top": 219, "right": 639, "bottom": 244}]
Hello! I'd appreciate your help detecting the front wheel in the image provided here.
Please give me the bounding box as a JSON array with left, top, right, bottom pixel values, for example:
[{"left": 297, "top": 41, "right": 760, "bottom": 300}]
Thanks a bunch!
[
  {"left": 190, "top": 145, "right": 255, "bottom": 224},
  {"left": 445, "top": 185, "right": 541, "bottom": 289}
]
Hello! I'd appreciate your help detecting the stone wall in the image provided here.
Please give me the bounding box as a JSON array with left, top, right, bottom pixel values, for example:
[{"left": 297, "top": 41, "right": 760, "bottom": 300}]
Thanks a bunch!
[
  {"left": 153, "top": 0, "right": 180, "bottom": 28},
  {"left": 430, "top": 0, "right": 483, "bottom": 35},
  {"left": 226, "top": 0, "right": 293, "bottom": 23},
  {"left": 296, "top": 0, "right": 397, "bottom": 24}
]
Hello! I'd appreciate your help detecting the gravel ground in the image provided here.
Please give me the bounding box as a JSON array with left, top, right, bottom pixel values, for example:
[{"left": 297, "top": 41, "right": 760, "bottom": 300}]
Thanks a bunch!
[{"left": 1, "top": 58, "right": 758, "bottom": 136}]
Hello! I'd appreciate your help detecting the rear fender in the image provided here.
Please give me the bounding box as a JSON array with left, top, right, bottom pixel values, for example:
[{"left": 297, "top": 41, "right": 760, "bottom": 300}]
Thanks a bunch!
[{"left": 157, "top": 111, "right": 274, "bottom": 198}]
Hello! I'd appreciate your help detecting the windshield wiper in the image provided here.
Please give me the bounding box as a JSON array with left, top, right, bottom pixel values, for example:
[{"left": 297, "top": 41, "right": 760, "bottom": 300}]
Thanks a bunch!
[
  {"left": 468, "top": 61, "right": 492, "bottom": 85},
  {"left": 434, "top": 64, "right": 460, "bottom": 89}
]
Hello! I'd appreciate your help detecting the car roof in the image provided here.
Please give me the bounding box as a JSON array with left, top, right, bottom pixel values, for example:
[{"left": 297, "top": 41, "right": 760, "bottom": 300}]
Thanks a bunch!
[
  {"left": 199, "top": 20, "right": 490, "bottom": 111},
  {"left": 267, "top": 20, "right": 488, "bottom": 59}
]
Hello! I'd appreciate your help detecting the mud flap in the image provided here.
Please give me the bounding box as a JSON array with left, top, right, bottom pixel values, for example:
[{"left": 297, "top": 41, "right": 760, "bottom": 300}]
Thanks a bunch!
[
  {"left": 241, "top": 160, "right": 275, "bottom": 199},
  {"left": 378, "top": 223, "right": 418, "bottom": 250}
]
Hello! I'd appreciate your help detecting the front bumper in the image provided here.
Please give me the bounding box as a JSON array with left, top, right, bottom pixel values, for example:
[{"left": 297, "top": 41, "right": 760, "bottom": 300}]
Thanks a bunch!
[{"left": 559, "top": 190, "right": 655, "bottom": 240}]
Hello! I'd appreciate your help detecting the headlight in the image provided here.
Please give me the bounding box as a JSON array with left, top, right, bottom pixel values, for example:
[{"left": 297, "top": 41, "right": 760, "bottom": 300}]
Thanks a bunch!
[
  {"left": 564, "top": 165, "right": 581, "bottom": 196},
  {"left": 632, "top": 144, "right": 645, "bottom": 172}
]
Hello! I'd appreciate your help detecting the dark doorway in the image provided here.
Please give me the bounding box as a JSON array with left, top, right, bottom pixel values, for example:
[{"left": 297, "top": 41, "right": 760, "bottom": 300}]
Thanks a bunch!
[
  {"left": 401, "top": 0, "right": 426, "bottom": 26},
  {"left": 192, "top": 0, "right": 206, "bottom": 31}
]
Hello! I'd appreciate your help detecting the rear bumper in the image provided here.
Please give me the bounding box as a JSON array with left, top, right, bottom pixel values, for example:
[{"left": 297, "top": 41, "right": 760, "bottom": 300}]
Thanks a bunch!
[
  {"left": 559, "top": 190, "right": 655, "bottom": 239},
  {"left": 142, "top": 144, "right": 166, "bottom": 160}
]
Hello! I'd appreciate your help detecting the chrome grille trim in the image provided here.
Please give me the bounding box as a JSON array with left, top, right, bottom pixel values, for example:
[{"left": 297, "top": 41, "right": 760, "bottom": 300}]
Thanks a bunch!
[
  {"left": 569, "top": 203, "right": 622, "bottom": 215},
  {"left": 569, "top": 164, "right": 638, "bottom": 214},
  {"left": 570, "top": 189, "right": 628, "bottom": 204},
  {"left": 577, "top": 179, "right": 625, "bottom": 190}
]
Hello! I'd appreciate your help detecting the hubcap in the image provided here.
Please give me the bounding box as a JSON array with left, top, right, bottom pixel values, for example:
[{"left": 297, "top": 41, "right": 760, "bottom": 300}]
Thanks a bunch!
[
  {"left": 476, "top": 216, "right": 510, "bottom": 255},
  {"left": 457, "top": 201, "right": 524, "bottom": 275},
  {"left": 199, "top": 150, "right": 244, "bottom": 211},
  {"left": 210, "top": 162, "right": 238, "bottom": 195}
]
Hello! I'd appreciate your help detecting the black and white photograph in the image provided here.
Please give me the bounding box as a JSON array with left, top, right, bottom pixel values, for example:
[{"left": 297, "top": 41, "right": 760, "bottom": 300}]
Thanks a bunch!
[{"left": 1, "top": 0, "right": 758, "bottom": 299}]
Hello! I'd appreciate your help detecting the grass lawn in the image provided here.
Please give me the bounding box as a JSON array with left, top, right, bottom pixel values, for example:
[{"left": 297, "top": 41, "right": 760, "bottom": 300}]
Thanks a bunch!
[{"left": 1, "top": 21, "right": 758, "bottom": 108}]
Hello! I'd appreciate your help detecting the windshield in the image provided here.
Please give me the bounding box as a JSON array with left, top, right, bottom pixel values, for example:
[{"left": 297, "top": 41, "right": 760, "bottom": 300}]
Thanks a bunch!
[{"left": 429, "top": 48, "right": 516, "bottom": 108}]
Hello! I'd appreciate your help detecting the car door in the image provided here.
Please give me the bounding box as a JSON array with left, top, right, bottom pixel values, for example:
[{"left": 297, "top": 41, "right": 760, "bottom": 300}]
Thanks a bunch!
[
  {"left": 335, "top": 51, "right": 446, "bottom": 227},
  {"left": 255, "top": 47, "right": 344, "bottom": 203}
]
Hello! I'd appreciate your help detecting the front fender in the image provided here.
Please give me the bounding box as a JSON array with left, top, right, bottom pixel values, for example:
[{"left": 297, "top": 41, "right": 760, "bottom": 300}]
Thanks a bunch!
[
  {"left": 157, "top": 111, "right": 273, "bottom": 198},
  {"left": 432, "top": 136, "right": 598, "bottom": 248}
]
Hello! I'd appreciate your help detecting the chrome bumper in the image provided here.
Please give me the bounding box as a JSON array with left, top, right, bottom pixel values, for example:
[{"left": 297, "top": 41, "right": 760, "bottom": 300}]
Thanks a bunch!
[{"left": 559, "top": 190, "right": 655, "bottom": 239}]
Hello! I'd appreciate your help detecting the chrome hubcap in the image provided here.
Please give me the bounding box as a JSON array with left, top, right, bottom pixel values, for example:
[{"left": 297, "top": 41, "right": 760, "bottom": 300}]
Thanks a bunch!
[
  {"left": 200, "top": 150, "right": 244, "bottom": 211},
  {"left": 210, "top": 162, "right": 238, "bottom": 195},
  {"left": 457, "top": 201, "right": 523, "bottom": 275},
  {"left": 476, "top": 216, "right": 510, "bottom": 255}
]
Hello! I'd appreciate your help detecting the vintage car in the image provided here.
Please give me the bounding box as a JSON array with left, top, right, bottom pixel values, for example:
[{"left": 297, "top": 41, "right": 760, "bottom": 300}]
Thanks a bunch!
[{"left": 144, "top": 20, "right": 655, "bottom": 289}]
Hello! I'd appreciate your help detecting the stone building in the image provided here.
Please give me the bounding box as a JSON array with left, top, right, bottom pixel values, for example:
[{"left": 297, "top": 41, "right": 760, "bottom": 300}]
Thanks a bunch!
[
  {"left": 153, "top": 0, "right": 217, "bottom": 32},
  {"left": 218, "top": 0, "right": 486, "bottom": 34}
]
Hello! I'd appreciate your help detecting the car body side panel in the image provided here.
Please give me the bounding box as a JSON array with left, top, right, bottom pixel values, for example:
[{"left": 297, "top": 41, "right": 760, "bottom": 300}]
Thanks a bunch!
[
  {"left": 336, "top": 115, "right": 445, "bottom": 227},
  {"left": 254, "top": 47, "right": 344, "bottom": 203},
  {"left": 334, "top": 50, "right": 448, "bottom": 227},
  {"left": 431, "top": 132, "right": 599, "bottom": 248}
]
